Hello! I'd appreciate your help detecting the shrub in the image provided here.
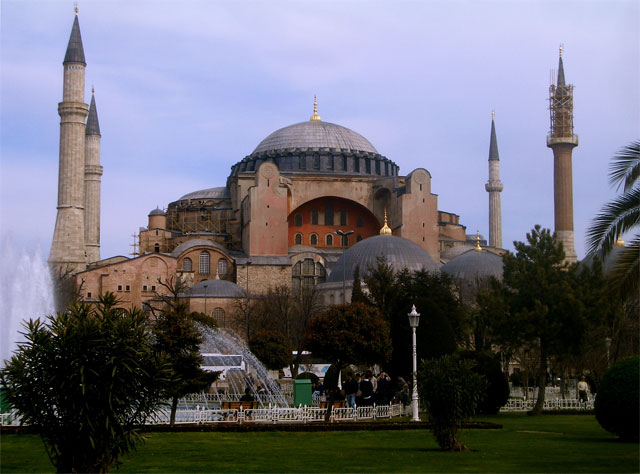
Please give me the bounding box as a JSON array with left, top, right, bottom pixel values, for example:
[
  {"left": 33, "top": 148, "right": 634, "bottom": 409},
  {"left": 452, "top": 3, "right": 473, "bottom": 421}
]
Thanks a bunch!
[
  {"left": 461, "top": 351, "right": 510, "bottom": 414},
  {"left": 249, "top": 330, "right": 292, "bottom": 371},
  {"left": 594, "top": 356, "right": 639, "bottom": 441},
  {"left": 419, "top": 354, "right": 486, "bottom": 451}
]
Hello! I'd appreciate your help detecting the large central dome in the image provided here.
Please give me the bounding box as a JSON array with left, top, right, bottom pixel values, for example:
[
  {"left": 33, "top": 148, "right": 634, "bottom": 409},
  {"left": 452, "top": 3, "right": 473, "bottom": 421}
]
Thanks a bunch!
[{"left": 252, "top": 121, "right": 378, "bottom": 155}]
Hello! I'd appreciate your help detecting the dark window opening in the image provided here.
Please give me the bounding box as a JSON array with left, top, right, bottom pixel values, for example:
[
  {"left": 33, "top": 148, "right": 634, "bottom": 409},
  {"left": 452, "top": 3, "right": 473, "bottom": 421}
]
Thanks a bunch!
[{"left": 325, "top": 204, "right": 334, "bottom": 225}]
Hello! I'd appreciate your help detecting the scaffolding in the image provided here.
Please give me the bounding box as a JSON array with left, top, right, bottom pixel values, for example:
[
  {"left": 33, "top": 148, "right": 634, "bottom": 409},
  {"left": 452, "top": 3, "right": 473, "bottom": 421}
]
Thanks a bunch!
[{"left": 548, "top": 76, "right": 575, "bottom": 139}]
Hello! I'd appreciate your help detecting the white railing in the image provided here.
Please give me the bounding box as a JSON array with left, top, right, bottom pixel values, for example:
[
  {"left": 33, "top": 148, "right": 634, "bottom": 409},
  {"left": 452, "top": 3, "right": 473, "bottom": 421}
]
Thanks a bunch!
[
  {"left": 0, "top": 403, "right": 407, "bottom": 427},
  {"left": 501, "top": 398, "right": 594, "bottom": 412}
]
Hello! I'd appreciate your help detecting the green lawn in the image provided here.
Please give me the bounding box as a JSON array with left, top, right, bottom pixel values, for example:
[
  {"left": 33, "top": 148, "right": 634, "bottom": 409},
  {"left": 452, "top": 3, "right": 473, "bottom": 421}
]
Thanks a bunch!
[{"left": 1, "top": 414, "right": 637, "bottom": 473}]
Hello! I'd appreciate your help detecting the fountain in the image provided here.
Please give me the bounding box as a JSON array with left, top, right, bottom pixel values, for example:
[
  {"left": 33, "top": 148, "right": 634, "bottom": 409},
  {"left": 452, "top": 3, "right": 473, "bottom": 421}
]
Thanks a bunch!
[
  {"left": 194, "top": 327, "right": 289, "bottom": 408},
  {"left": 0, "top": 237, "right": 55, "bottom": 367}
]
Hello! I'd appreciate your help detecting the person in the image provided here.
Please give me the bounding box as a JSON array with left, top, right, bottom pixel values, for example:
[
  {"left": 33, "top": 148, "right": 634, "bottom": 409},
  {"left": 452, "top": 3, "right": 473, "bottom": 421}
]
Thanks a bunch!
[
  {"left": 376, "top": 372, "right": 391, "bottom": 405},
  {"left": 577, "top": 376, "right": 589, "bottom": 404},
  {"left": 359, "top": 371, "right": 374, "bottom": 406},
  {"left": 396, "top": 376, "right": 410, "bottom": 406},
  {"left": 240, "top": 387, "right": 254, "bottom": 402},
  {"left": 343, "top": 373, "right": 358, "bottom": 409}
]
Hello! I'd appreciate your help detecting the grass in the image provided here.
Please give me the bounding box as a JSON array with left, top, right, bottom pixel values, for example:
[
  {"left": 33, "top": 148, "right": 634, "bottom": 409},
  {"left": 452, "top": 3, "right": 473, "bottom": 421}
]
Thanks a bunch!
[{"left": 1, "top": 414, "right": 637, "bottom": 473}]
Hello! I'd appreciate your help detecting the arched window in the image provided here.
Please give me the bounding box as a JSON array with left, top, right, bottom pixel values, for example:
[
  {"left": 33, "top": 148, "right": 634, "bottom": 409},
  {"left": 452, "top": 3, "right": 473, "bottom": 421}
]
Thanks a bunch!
[
  {"left": 154, "top": 243, "right": 160, "bottom": 253},
  {"left": 294, "top": 214, "right": 303, "bottom": 227},
  {"left": 217, "top": 258, "right": 228, "bottom": 276},
  {"left": 182, "top": 257, "right": 193, "bottom": 271},
  {"left": 325, "top": 234, "right": 333, "bottom": 246},
  {"left": 357, "top": 215, "right": 363, "bottom": 227},
  {"left": 310, "top": 234, "right": 318, "bottom": 246},
  {"left": 213, "top": 307, "right": 225, "bottom": 327},
  {"left": 294, "top": 233, "right": 303, "bottom": 245},
  {"left": 341, "top": 234, "right": 349, "bottom": 247},
  {"left": 292, "top": 259, "right": 326, "bottom": 289},
  {"left": 199, "top": 251, "right": 210, "bottom": 274}
]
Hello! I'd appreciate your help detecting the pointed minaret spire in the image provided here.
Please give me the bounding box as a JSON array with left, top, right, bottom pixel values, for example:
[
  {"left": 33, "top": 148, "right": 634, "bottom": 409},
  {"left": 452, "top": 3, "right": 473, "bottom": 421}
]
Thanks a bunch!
[
  {"left": 485, "top": 111, "right": 503, "bottom": 248},
  {"left": 310, "top": 95, "right": 322, "bottom": 121},
  {"left": 557, "top": 44, "right": 566, "bottom": 87},
  {"left": 64, "top": 10, "right": 86, "bottom": 66},
  {"left": 86, "top": 89, "right": 101, "bottom": 136},
  {"left": 84, "top": 89, "right": 103, "bottom": 264}
]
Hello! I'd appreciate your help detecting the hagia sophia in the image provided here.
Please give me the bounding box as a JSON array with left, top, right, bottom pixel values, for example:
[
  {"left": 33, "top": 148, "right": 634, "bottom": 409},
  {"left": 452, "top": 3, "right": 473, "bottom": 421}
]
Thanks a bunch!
[{"left": 49, "top": 12, "right": 579, "bottom": 332}]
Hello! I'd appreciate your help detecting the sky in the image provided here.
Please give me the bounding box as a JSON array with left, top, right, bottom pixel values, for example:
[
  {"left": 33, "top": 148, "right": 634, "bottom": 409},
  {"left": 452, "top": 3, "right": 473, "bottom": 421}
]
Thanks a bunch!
[{"left": 1, "top": 0, "right": 638, "bottom": 262}]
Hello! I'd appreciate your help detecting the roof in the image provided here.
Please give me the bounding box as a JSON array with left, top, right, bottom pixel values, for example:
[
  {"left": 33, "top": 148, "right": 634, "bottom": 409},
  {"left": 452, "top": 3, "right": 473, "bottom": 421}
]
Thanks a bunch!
[
  {"left": 148, "top": 207, "right": 165, "bottom": 216},
  {"left": 189, "top": 279, "right": 246, "bottom": 298},
  {"left": 488, "top": 118, "right": 499, "bottom": 161},
  {"left": 171, "top": 239, "right": 229, "bottom": 257},
  {"left": 441, "top": 249, "right": 504, "bottom": 281},
  {"left": 63, "top": 15, "right": 86, "bottom": 65},
  {"left": 252, "top": 121, "right": 378, "bottom": 155},
  {"left": 86, "top": 94, "right": 100, "bottom": 136},
  {"left": 178, "top": 187, "right": 230, "bottom": 201},
  {"left": 327, "top": 235, "right": 439, "bottom": 283}
]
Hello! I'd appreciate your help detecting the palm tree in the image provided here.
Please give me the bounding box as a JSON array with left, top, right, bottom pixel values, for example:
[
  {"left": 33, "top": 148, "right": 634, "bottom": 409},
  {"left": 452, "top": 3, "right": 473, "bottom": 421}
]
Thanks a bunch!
[{"left": 586, "top": 140, "right": 639, "bottom": 301}]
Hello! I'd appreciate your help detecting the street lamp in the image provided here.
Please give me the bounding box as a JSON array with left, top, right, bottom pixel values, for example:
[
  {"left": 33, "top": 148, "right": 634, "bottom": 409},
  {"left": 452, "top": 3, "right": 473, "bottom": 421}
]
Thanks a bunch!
[
  {"left": 334, "top": 229, "right": 354, "bottom": 304},
  {"left": 408, "top": 304, "right": 420, "bottom": 422}
]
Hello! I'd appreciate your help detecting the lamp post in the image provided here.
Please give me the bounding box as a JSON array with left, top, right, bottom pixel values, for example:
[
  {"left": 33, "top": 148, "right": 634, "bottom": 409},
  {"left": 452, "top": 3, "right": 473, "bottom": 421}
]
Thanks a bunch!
[
  {"left": 334, "top": 229, "right": 354, "bottom": 304},
  {"left": 408, "top": 304, "right": 420, "bottom": 422}
]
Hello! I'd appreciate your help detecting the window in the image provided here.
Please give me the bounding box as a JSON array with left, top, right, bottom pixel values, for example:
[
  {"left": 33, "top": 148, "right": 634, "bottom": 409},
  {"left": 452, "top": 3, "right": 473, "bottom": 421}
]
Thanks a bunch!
[
  {"left": 143, "top": 285, "right": 148, "bottom": 291},
  {"left": 342, "top": 155, "right": 348, "bottom": 170},
  {"left": 294, "top": 214, "right": 303, "bottom": 226},
  {"left": 354, "top": 156, "right": 360, "bottom": 172},
  {"left": 87, "top": 292, "right": 92, "bottom": 298},
  {"left": 217, "top": 258, "right": 228, "bottom": 276},
  {"left": 303, "top": 259, "right": 314, "bottom": 275},
  {"left": 213, "top": 308, "right": 226, "bottom": 326},
  {"left": 340, "top": 210, "right": 347, "bottom": 226},
  {"left": 310, "top": 234, "right": 318, "bottom": 246},
  {"left": 365, "top": 158, "right": 371, "bottom": 174},
  {"left": 325, "top": 234, "right": 333, "bottom": 246},
  {"left": 375, "top": 159, "right": 381, "bottom": 175},
  {"left": 313, "top": 155, "right": 320, "bottom": 169},
  {"left": 199, "top": 251, "right": 210, "bottom": 274},
  {"left": 117, "top": 285, "right": 123, "bottom": 292},
  {"left": 324, "top": 204, "right": 334, "bottom": 225},
  {"left": 342, "top": 234, "right": 349, "bottom": 247},
  {"left": 292, "top": 258, "right": 326, "bottom": 289},
  {"left": 315, "top": 262, "right": 326, "bottom": 283},
  {"left": 311, "top": 210, "right": 318, "bottom": 225},
  {"left": 357, "top": 215, "right": 363, "bottom": 227},
  {"left": 182, "top": 257, "right": 193, "bottom": 272},
  {"left": 154, "top": 243, "right": 160, "bottom": 253},
  {"left": 125, "top": 285, "right": 130, "bottom": 292},
  {"left": 294, "top": 233, "right": 302, "bottom": 245},
  {"left": 151, "top": 285, "right": 156, "bottom": 291},
  {"left": 299, "top": 156, "right": 306, "bottom": 169}
]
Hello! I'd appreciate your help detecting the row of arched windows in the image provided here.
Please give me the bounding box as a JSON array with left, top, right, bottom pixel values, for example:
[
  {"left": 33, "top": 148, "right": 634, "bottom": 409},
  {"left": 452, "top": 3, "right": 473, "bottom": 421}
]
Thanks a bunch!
[
  {"left": 294, "top": 207, "right": 359, "bottom": 227},
  {"left": 181, "top": 252, "right": 228, "bottom": 276},
  {"left": 291, "top": 258, "right": 326, "bottom": 290},
  {"left": 294, "top": 233, "right": 363, "bottom": 247}
]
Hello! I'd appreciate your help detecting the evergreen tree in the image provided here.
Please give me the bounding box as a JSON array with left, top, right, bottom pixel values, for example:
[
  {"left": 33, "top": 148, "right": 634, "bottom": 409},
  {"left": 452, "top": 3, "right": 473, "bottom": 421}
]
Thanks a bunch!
[{"left": 350, "top": 264, "right": 369, "bottom": 304}]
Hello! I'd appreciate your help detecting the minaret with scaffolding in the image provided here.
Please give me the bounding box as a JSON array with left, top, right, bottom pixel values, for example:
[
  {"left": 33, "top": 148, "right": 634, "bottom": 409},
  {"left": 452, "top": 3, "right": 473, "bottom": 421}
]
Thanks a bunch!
[{"left": 547, "top": 45, "right": 578, "bottom": 263}]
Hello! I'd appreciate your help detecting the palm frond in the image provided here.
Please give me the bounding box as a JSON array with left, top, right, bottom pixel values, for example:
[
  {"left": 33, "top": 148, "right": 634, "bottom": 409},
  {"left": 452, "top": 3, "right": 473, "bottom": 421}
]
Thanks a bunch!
[
  {"left": 586, "top": 186, "right": 640, "bottom": 255},
  {"left": 609, "top": 140, "right": 640, "bottom": 192},
  {"left": 606, "top": 236, "right": 640, "bottom": 306}
]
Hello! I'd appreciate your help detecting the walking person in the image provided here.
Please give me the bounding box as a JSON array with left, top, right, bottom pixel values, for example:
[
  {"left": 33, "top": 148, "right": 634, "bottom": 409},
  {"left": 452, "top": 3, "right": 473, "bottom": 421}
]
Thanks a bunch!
[{"left": 343, "top": 373, "right": 358, "bottom": 409}]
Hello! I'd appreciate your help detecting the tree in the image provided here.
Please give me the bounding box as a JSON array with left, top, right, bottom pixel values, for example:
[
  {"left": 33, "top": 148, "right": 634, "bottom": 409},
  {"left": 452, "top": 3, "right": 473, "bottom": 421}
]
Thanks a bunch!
[
  {"left": 587, "top": 140, "right": 639, "bottom": 305},
  {"left": 493, "top": 226, "right": 584, "bottom": 415},
  {"left": 0, "top": 293, "right": 171, "bottom": 473},
  {"left": 350, "top": 264, "right": 369, "bottom": 304},
  {"left": 306, "top": 302, "right": 391, "bottom": 420},
  {"left": 419, "top": 354, "right": 486, "bottom": 451},
  {"left": 151, "top": 301, "right": 219, "bottom": 426},
  {"left": 249, "top": 330, "right": 293, "bottom": 371}
]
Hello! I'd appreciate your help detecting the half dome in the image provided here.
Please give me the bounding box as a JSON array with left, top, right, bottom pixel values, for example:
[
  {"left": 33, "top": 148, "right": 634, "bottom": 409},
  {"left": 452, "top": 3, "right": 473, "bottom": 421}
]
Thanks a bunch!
[
  {"left": 328, "top": 235, "right": 439, "bottom": 283},
  {"left": 253, "top": 121, "right": 378, "bottom": 155}
]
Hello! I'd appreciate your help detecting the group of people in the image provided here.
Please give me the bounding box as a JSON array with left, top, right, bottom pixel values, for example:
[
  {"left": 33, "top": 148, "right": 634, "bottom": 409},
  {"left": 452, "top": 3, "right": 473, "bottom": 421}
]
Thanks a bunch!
[{"left": 341, "top": 371, "right": 410, "bottom": 408}]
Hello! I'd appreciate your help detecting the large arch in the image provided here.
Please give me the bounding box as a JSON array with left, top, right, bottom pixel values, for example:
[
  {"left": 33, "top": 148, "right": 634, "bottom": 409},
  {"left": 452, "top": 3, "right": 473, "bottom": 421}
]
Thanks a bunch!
[{"left": 287, "top": 196, "right": 380, "bottom": 249}]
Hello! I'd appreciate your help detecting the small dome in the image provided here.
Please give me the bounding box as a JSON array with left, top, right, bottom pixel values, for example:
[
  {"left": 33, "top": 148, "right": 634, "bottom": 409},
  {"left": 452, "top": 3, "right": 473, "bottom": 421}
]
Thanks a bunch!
[
  {"left": 253, "top": 121, "right": 378, "bottom": 155},
  {"left": 441, "top": 249, "right": 503, "bottom": 281},
  {"left": 178, "top": 187, "right": 230, "bottom": 201},
  {"left": 580, "top": 246, "right": 626, "bottom": 274},
  {"left": 190, "top": 279, "right": 246, "bottom": 298},
  {"left": 328, "top": 235, "right": 439, "bottom": 283},
  {"left": 148, "top": 207, "right": 165, "bottom": 216},
  {"left": 171, "top": 239, "right": 229, "bottom": 258}
]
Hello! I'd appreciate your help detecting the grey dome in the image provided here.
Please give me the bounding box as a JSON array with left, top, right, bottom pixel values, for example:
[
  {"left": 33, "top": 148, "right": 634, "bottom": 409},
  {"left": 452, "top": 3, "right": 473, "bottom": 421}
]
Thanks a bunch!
[
  {"left": 441, "top": 249, "right": 503, "bottom": 281},
  {"left": 253, "top": 121, "right": 378, "bottom": 155},
  {"left": 148, "top": 207, "right": 165, "bottom": 216},
  {"left": 328, "top": 235, "right": 439, "bottom": 283},
  {"left": 580, "top": 246, "right": 626, "bottom": 274},
  {"left": 178, "top": 187, "right": 230, "bottom": 201},
  {"left": 190, "top": 279, "right": 246, "bottom": 298},
  {"left": 440, "top": 244, "right": 475, "bottom": 261}
]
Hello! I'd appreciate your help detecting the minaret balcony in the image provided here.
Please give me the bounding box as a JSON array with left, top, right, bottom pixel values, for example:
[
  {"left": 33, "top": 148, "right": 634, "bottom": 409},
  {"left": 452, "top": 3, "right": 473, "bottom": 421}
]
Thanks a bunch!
[{"left": 546, "top": 135, "right": 579, "bottom": 147}]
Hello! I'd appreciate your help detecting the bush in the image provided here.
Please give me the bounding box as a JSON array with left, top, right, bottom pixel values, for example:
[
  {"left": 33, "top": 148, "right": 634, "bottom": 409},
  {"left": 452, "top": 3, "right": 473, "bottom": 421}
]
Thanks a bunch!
[
  {"left": 418, "top": 354, "right": 486, "bottom": 451},
  {"left": 594, "top": 356, "right": 639, "bottom": 441},
  {"left": 249, "top": 330, "right": 292, "bottom": 371},
  {"left": 461, "top": 351, "right": 510, "bottom": 414}
]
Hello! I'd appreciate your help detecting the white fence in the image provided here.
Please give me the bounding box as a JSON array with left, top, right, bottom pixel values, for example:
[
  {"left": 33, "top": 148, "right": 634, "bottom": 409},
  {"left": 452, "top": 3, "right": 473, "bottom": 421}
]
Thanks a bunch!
[
  {"left": 501, "top": 398, "right": 594, "bottom": 412},
  {"left": 1, "top": 403, "right": 406, "bottom": 427}
]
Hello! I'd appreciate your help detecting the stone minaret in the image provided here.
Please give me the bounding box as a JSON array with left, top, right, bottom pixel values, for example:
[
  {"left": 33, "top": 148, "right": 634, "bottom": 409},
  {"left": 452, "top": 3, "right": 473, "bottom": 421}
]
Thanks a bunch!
[
  {"left": 49, "top": 10, "right": 89, "bottom": 273},
  {"left": 84, "top": 89, "right": 102, "bottom": 263},
  {"left": 485, "top": 111, "right": 503, "bottom": 248},
  {"left": 547, "top": 46, "right": 578, "bottom": 263}
]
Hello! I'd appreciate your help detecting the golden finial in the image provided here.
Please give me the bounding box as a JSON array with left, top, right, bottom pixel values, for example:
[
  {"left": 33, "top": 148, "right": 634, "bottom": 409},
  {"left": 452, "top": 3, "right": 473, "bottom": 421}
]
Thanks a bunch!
[
  {"left": 310, "top": 95, "right": 321, "bottom": 122},
  {"left": 380, "top": 208, "right": 392, "bottom": 236},
  {"left": 614, "top": 236, "right": 625, "bottom": 247},
  {"left": 74, "top": 3, "right": 79, "bottom": 15},
  {"left": 474, "top": 230, "right": 482, "bottom": 252},
  {"left": 491, "top": 110, "right": 495, "bottom": 121},
  {"left": 559, "top": 43, "right": 563, "bottom": 58}
]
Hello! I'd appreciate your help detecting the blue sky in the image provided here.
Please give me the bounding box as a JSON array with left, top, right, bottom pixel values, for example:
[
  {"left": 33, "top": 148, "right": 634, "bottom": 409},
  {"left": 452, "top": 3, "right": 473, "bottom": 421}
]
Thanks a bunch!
[{"left": 1, "top": 0, "right": 638, "bottom": 260}]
